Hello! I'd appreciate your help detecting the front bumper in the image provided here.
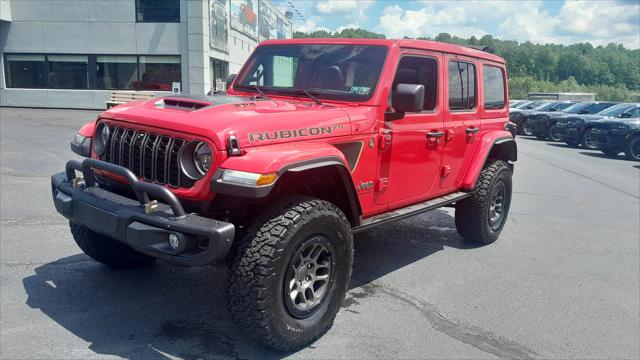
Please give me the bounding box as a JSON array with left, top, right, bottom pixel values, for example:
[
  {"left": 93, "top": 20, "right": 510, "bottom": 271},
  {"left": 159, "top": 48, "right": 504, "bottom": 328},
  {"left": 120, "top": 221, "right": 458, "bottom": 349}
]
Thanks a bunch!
[
  {"left": 555, "top": 123, "right": 582, "bottom": 143},
  {"left": 590, "top": 128, "right": 626, "bottom": 149},
  {"left": 51, "top": 159, "right": 235, "bottom": 266}
]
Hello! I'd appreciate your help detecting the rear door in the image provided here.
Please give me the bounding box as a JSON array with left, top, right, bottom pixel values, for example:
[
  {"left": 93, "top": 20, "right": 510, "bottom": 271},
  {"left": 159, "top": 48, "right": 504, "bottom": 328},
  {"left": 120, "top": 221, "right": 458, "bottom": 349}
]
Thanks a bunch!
[{"left": 440, "top": 56, "right": 481, "bottom": 189}]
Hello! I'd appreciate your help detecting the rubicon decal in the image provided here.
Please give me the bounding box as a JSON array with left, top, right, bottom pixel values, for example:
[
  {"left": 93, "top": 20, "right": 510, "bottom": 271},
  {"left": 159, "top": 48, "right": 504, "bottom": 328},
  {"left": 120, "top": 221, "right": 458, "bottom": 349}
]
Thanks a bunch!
[{"left": 248, "top": 124, "right": 345, "bottom": 142}]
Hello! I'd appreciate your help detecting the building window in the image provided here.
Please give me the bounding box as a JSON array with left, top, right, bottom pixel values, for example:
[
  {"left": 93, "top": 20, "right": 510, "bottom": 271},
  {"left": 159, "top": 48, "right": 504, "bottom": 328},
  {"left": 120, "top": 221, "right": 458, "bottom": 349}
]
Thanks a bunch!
[
  {"left": 5, "top": 54, "right": 46, "bottom": 88},
  {"left": 448, "top": 61, "right": 476, "bottom": 111},
  {"left": 47, "top": 55, "right": 89, "bottom": 89},
  {"left": 483, "top": 65, "right": 505, "bottom": 109},
  {"left": 136, "top": 0, "right": 179, "bottom": 22},
  {"left": 138, "top": 55, "right": 181, "bottom": 90},
  {"left": 97, "top": 55, "right": 138, "bottom": 90}
]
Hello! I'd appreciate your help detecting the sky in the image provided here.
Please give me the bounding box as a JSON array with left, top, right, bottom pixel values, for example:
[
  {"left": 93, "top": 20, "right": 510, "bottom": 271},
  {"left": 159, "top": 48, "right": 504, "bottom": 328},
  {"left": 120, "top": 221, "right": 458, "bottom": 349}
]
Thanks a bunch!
[{"left": 277, "top": 0, "right": 640, "bottom": 49}]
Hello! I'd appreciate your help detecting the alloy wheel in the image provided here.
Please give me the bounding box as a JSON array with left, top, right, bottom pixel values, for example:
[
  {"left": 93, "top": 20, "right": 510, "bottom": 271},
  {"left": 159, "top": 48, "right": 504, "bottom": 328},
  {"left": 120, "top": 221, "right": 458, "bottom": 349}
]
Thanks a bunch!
[{"left": 284, "top": 236, "right": 334, "bottom": 318}]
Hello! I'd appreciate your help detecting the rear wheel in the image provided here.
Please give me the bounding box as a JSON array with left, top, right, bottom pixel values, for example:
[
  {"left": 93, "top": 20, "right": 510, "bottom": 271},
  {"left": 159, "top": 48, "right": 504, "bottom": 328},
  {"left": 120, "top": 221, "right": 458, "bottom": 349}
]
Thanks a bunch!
[
  {"left": 228, "top": 196, "right": 353, "bottom": 351},
  {"left": 547, "top": 124, "right": 562, "bottom": 142},
  {"left": 455, "top": 160, "right": 512, "bottom": 245},
  {"left": 581, "top": 128, "right": 597, "bottom": 150},
  {"left": 624, "top": 136, "right": 640, "bottom": 161},
  {"left": 69, "top": 222, "right": 155, "bottom": 269}
]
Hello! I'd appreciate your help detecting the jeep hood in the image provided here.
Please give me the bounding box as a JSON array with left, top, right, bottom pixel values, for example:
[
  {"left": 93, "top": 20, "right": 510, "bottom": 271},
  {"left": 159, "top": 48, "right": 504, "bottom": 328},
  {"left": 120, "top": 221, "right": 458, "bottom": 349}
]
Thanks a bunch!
[{"left": 100, "top": 95, "right": 353, "bottom": 150}]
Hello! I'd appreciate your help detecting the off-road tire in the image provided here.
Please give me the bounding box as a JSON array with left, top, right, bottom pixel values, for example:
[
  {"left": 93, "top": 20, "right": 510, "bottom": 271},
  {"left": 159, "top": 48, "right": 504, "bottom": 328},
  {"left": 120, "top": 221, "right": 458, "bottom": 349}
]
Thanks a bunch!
[
  {"left": 455, "top": 160, "right": 512, "bottom": 245},
  {"left": 228, "top": 196, "right": 353, "bottom": 351},
  {"left": 581, "top": 128, "right": 597, "bottom": 150},
  {"left": 600, "top": 146, "right": 620, "bottom": 157},
  {"left": 69, "top": 222, "right": 155, "bottom": 269}
]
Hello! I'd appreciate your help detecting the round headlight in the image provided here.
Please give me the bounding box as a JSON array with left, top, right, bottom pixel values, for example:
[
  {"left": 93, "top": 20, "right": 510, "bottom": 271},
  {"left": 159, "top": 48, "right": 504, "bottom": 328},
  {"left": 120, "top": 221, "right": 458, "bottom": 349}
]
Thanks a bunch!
[
  {"left": 194, "top": 142, "right": 212, "bottom": 175},
  {"left": 101, "top": 124, "right": 110, "bottom": 145},
  {"left": 93, "top": 123, "right": 109, "bottom": 155}
]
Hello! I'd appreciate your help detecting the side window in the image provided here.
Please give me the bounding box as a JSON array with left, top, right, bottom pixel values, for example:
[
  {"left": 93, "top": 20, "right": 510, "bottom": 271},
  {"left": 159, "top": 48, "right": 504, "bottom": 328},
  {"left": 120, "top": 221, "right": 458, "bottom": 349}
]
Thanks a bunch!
[
  {"left": 392, "top": 56, "right": 438, "bottom": 111},
  {"left": 483, "top": 65, "right": 505, "bottom": 109},
  {"left": 448, "top": 61, "right": 476, "bottom": 111},
  {"left": 627, "top": 107, "right": 640, "bottom": 118}
]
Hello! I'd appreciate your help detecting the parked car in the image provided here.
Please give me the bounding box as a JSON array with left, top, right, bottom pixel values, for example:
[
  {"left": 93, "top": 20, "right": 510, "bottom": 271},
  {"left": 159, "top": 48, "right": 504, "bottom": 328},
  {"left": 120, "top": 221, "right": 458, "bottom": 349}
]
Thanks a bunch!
[
  {"left": 529, "top": 102, "right": 617, "bottom": 141},
  {"left": 555, "top": 103, "right": 640, "bottom": 149},
  {"left": 514, "top": 101, "right": 573, "bottom": 136},
  {"left": 54, "top": 38, "right": 516, "bottom": 351},
  {"left": 509, "top": 101, "right": 554, "bottom": 134},
  {"left": 509, "top": 100, "right": 534, "bottom": 109},
  {"left": 591, "top": 117, "right": 640, "bottom": 161},
  {"left": 509, "top": 100, "right": 525, "bottom": 108}
]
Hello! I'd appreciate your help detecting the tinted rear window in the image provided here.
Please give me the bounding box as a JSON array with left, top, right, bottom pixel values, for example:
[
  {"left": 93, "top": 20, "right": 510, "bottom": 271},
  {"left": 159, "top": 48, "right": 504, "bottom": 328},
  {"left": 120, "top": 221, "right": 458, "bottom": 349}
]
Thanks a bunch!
[{"left": 483, "top": 65, "right": 505, "bottom": 109}]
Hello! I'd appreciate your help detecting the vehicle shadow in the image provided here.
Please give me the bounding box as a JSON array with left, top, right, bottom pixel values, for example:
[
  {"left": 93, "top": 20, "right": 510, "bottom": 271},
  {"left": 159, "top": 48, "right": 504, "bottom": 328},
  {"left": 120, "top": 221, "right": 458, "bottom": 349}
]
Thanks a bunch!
[
  {"left": 578, "top": 151, "right": 626, "bottom": 161},
  {"left": 545, "top": 142, "right": 575, "bottom": 148},
  {"left": 22, "top": 209, "right": 470, "bottom": 359}
]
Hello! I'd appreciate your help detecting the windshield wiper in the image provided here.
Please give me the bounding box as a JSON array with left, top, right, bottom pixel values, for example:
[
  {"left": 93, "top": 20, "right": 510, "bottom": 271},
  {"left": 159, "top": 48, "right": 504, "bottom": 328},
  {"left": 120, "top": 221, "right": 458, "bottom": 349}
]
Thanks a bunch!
[
  {"left": 235, "top": 84, "right": 270, "bottom": 99},
  {"left": 275, "top": 89, "right": 323, "bottom": 105}
]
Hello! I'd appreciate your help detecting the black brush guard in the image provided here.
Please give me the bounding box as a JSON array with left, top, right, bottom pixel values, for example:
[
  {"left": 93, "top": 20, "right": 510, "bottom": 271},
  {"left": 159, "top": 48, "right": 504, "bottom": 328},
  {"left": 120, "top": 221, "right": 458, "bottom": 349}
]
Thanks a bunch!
[{"left": 51, "top": 158, "right": 235, "bottom": 266}]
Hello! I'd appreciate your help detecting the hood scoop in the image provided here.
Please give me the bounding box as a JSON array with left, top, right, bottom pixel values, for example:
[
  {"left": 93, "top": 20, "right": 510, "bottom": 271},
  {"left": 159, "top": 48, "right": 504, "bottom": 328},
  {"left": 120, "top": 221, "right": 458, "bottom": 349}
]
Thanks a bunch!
[{"left": 155, "top": 98, "right": 211, "bottom": 111}]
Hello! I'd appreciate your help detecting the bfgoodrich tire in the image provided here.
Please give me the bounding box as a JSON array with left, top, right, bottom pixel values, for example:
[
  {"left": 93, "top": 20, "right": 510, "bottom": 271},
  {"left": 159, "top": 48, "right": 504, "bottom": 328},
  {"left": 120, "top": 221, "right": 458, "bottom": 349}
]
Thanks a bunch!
[
  {"left": 228, "top": 197, "right": 353, "bottom": 351},
  {"left": 624, "top": 136, "right": 640, "bottom": 161},
  {"left": 455, "top": 160, "right": 512, "bottom": 245},
  {"left": 69, "top": 222, "right": 156, "bottom": 269}
]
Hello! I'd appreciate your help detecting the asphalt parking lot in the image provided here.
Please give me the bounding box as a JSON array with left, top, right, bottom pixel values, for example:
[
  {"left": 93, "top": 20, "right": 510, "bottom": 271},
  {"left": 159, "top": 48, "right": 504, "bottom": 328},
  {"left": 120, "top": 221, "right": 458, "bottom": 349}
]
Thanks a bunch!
[{"left": 1, "top": 107, "right": 638, "bottom": 359}]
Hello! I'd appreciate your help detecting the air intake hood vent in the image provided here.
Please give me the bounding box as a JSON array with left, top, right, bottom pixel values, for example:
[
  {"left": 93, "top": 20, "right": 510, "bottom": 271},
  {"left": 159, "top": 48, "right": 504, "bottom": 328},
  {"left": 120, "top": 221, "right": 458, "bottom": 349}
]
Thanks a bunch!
[{"left": 155, "top": 98, "right": 211, "bottom": 110}]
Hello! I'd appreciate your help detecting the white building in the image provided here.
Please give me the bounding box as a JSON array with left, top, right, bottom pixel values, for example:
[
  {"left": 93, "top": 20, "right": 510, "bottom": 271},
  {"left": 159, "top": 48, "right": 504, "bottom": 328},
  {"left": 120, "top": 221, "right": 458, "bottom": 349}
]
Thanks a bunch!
[{"left": 0, "top": 0, "right": 292, "bottom": 109}]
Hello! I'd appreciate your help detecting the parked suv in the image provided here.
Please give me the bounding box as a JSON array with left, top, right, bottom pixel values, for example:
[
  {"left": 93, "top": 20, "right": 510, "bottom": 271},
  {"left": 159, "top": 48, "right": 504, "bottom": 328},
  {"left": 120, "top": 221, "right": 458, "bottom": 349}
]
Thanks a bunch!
[
  {"left": 591, "top": 117, "right": 640, "bottom": 160},
  {"left": 52, "top": 39, "right": 516, "bottom": 351},
  {"left": 555, "top": 103, "right": 640, "bottom": 149},
  {"left": 530, "top": 102, "right": 617, "bottom": 141}
]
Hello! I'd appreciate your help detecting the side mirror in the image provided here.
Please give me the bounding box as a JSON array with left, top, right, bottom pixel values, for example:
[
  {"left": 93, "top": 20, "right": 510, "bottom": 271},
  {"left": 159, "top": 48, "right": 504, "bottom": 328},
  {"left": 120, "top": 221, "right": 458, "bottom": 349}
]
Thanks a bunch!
[
  {"left": 226, "top": 74, "right": 237, "bottom": 90},
  {"left": 392, "top": 83, "right": 424, "bottom": 114},
  {"left": 619, "top": 112, "right": 632, "bottom": 118}
]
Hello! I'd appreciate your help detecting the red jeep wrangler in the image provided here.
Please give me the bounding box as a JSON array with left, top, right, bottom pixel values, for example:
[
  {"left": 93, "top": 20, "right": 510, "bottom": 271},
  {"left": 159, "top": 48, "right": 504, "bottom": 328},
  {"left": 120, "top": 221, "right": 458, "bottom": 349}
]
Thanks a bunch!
[{"left": 53, "top": 39, "right": 516, "bottom": 350}]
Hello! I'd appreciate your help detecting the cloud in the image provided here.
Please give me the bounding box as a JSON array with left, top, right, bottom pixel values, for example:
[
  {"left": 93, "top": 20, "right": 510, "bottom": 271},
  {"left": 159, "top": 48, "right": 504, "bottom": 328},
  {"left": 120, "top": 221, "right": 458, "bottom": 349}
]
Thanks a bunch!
[
  {"left": 315, "top": 0, "right": 374, "bottom": 21},
  {"left": 374, "top": 1, "right": 639, "bottom": 48},
  {"left": 293, "top": 19, "right": 330, "bottom": 34},
  {"left": 376, "top": 4, "right": 486, "bottom": 39}
]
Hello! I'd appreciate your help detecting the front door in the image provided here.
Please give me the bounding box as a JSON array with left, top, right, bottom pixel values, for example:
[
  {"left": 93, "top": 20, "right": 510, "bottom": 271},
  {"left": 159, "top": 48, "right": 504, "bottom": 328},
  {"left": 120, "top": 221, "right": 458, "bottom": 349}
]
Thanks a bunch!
[
  {"left": 376, "top": 53, "right": 444, "bottom": 206},
  {"left": 440, "top": 56, "right": 481, "bottom": 189}
]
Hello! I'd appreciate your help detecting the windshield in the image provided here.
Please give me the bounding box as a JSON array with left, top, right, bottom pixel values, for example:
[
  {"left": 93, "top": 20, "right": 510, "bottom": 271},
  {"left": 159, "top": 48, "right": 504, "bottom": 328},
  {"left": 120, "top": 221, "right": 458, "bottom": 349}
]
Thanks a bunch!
[
  {"left": 561, "top": 102, "right": 592, "bottom": 113},
  {"left": 234, "top": 44, "right": 388, "bottom": 102},
  {"left": 533, "top": 102, "right": 558, "bottom": 111},
  {"left": 552, "top": 102, "right": 573, "bottom": 111},
  {"left": 597, "top": 103, "right": 636, "bottom": 116},
  {"left": 512, "top": 100, "right": 532, "bottom": 109}
]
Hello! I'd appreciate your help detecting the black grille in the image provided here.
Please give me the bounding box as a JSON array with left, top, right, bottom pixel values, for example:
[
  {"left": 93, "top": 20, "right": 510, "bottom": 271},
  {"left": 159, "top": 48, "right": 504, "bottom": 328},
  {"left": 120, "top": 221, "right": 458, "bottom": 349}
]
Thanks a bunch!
[{"left": 100, "top": 126, "right": 191, "bottom": 188}]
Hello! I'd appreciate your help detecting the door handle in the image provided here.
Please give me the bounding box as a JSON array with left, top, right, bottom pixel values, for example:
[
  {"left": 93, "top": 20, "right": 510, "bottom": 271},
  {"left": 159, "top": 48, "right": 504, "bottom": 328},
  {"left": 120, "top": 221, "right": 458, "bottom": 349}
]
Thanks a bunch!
[
  {"left": 427, "top": 131, "right": 444, "bottom": 138},
  {"left": 466, "top": 127, "right": 480, "bottom": 135}
]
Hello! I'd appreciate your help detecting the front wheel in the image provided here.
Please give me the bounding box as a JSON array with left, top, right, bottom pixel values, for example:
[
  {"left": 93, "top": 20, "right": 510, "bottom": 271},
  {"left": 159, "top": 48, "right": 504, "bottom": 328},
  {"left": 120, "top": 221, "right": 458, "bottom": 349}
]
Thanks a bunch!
[
  {"left": 455, "top": 160, "right": 512, "bottom": 245},
  {"left": 228, "top": 197, "right": 353, "bottom": 351},
  {"left": 624, "top": 136, "right": 640, "bottom": 161},
  {"left": 547, "top": 124, "right": 562, "bottom": 142},
  {"left": 581, "top": 128, "right": 597, "bottom": 150},
  {"left": 521, "top": 120, "right": 534, "bottom": 136}
]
